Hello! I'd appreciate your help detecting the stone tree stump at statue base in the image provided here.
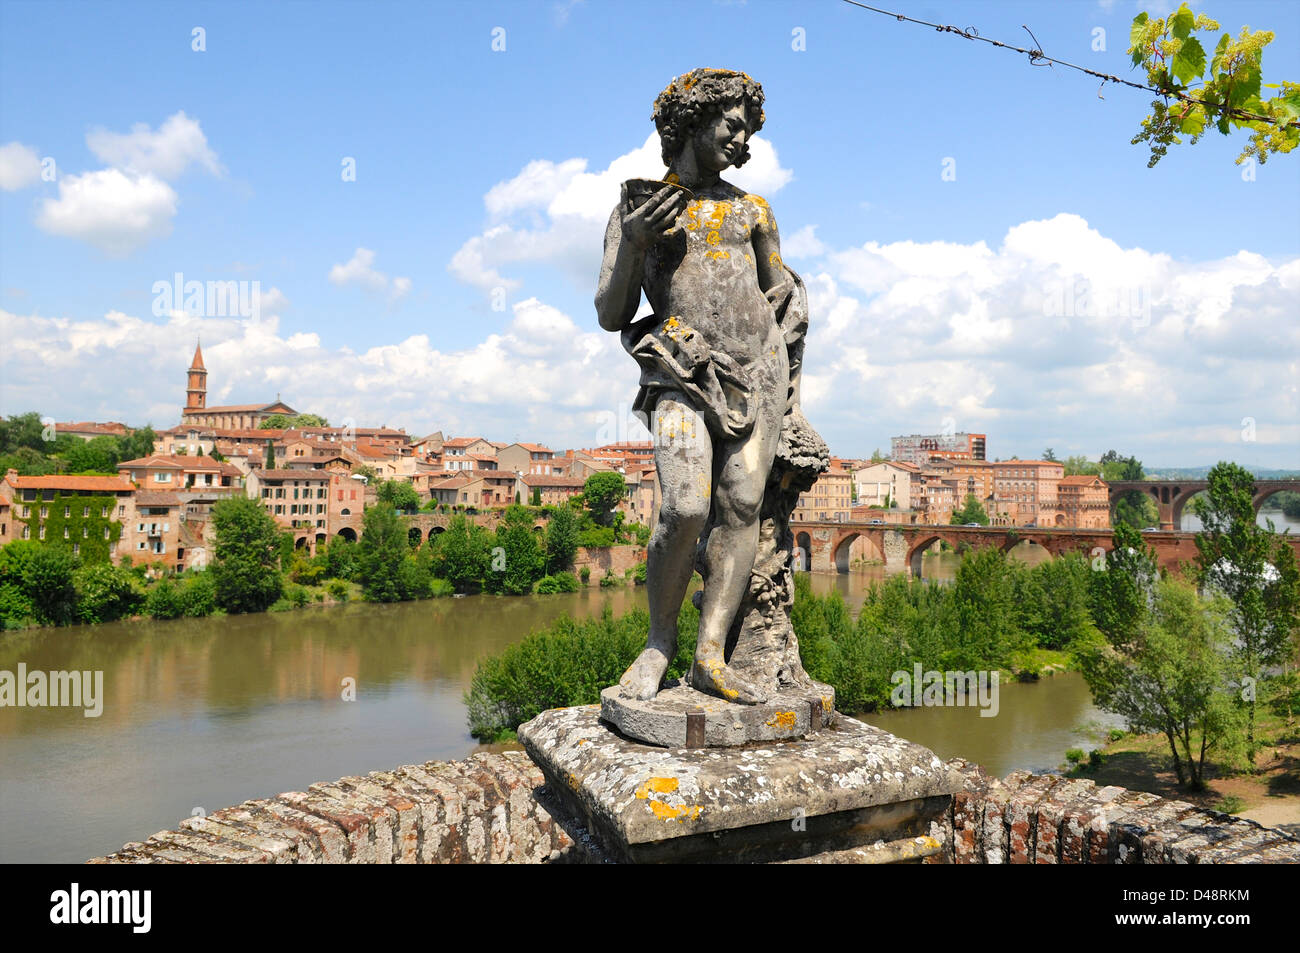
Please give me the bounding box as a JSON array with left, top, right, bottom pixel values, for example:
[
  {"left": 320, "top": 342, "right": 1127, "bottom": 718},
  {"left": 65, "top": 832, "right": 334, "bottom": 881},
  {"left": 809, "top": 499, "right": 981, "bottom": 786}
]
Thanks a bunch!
[{"left": 518, "top": 704, "right": 964, "bottom": 864}]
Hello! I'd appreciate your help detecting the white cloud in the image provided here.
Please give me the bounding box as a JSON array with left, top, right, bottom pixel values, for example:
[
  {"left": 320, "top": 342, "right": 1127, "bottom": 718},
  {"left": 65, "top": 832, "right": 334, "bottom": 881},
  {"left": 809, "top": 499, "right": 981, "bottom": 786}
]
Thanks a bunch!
[
  {"left": 794, "top": 213, "right": 1299, "bottom": 466},
  {"left": 86, "top": 111, "right": 222, "bottom": 180},
  {"left": 34, "top": 169, "right": 177, "bottom": 255},
  {"left": 783, "top": 224, "right": 826, "bottom": 259},
  {"left": 0, "top": 142, "right": 42, "bottom": 191},
  {"left": 328, "top": 248, "right": 412, "bottom": 301},
  {"left": 450, "top": 132, "right": 795, "bottom": 293},
  {"left": 0, "top": 296, "right": 642, "bottom": 448}
]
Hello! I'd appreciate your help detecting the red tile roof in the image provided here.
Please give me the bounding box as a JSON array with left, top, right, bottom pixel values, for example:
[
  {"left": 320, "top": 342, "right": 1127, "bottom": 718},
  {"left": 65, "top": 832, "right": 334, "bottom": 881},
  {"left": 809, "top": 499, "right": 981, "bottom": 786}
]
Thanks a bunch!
[{"left": 7, "top": 474, "right": 134, "bottom": 492}]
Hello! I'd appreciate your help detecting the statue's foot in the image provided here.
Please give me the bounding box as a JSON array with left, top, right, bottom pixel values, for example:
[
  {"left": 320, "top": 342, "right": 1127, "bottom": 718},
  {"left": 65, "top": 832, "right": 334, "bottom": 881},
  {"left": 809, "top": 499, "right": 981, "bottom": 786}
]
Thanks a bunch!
[
  {"left": 618, "top": 647, "right": 670, "bottom": 701},
  {"left": 690, "top": 658, "right": 770, "bottom": 705}
]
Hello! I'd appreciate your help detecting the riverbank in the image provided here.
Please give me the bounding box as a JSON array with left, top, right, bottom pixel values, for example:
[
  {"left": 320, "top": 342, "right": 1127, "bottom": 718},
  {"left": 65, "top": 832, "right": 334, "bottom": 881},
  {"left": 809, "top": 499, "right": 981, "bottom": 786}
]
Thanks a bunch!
[{"left": 1065, "top": 685, "right": 1300, "bottom": 834}]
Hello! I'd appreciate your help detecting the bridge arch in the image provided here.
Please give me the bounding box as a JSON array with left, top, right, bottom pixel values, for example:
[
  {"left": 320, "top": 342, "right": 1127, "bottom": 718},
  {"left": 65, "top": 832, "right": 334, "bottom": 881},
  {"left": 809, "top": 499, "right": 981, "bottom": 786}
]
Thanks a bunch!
[
  {"left": 832, "top": 531, "right": 884, "bottom": 573},
  {"left": 794, "top": 532, "right": 812, "bottom": 572},
  {"left": 906, "top": 534, "right": 944, "bottom": 577}
]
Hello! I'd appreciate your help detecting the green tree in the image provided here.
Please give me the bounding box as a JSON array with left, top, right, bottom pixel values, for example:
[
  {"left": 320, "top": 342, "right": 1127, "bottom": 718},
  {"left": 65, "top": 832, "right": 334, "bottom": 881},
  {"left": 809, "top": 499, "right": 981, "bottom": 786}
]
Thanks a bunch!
[
  {"left": 263, "top": 439, "right": 275, "bottom": 471},
  {"left": 1077, "top": 577, "right": 1239, "bottom": 789},
  {"left": 429, "top": 515, "right": 492, "bottom": 593},
  {"left": 1088, "top": 522, "right": 1159, "bottom": 653},
  {"left": 583, "top": 471, "right": 627, "bottom": 527},
  {"left": 0, "top": 541, "right": 79, "bottom": 626},
  {"left": 544, "top": 504, "right": 580, "bottom": 575},
  {"left": 355, "top": 504, "right": 412, "bottom": 601},
  {"left": 74, "top": 562, "right": 142, "bottom": 623},
  {"left": 1129, "top": 4, "right": 1299, "bottom": 168},
  {"left": 119, "top": 425, "right": 157, "bottom": 462},
  {"left": 375, "top": 478, "right": 420, "bottom": 513},
  {"left": 486, "top": 504, "right": 545, "bottom": 595},
  {"left": 261, "top": 413, "right": 329, "bottom": 429},
  {"left": 951, "top": 494, "right": 989, "bottom": 525},
  {"left": 210, "top": 496, "right": 284, "bottom": 613},
  {"left": 0, "top": 412, "right": 51, "bottom": 453},
  {"left": 1193, "top": 461, "right": 1300, "bottom": 749},
  {"left": 1043, "top": 448, "right": 1058, "bottom": 462},
  {"left": 62, "top": 435, "right": 122, "bottom": 473},
  {"left": 531, "top": 486, "right": 542, "bottom": 507}
]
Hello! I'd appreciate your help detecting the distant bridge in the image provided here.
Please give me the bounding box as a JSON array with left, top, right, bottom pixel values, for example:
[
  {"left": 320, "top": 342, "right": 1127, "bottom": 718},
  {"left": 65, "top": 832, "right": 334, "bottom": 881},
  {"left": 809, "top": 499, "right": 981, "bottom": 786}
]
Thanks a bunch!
[
  {"left": 791, "top": 520, "right": 1300, "bottom": 576},
  {"left": 1107, "top": 479, "right": 1299, "bottom": 531}
]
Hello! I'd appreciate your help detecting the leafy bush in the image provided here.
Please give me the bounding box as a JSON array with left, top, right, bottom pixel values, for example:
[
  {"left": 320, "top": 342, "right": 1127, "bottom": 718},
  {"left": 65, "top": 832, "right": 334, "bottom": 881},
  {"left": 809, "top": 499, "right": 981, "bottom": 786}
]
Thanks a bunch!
[
  {"left": 578, "top": 526, "right": 616, "bottom": 548},
  {"left": 326, "top": 578, "right": 350, "bottom": 602},
  {"left": 599, "top": 570, "right": 618, "bottom": 589},
  {"left": 1065, "top": 748, "right": 1086, "bottom": 764},
  {"left": 536, "top": 572, "right": 580, "bottom": 594},
  {"left": 145, "top": 578, "right": 185, "bottom": 620},
  {"left": 74, "top": 562, "right": 143, "bottom": 624},
  {"left": 465, "top": 603, "right": 698, "bottom": 741},
  {"left": 429, "top": 577, "right": 455, "bottom": 598},
  {"left": 181, "top": 571, "right": 217, "bottom": 617},
  {"left": 579, "top": 567, "right": 591, "bottom": 585}
]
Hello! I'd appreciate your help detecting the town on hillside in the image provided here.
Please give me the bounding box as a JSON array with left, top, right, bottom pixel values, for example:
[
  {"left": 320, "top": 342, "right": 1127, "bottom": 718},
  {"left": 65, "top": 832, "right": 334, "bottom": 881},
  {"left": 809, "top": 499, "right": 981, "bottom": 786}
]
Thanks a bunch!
[{"left": 0, "top": 346, "right": 1112, "bottom": 573}]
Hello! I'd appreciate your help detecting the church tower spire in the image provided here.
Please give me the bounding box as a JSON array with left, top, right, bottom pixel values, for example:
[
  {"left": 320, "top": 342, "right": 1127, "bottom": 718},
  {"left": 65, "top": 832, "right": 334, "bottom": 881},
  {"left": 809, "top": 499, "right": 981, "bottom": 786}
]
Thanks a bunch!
[{"left": 186, "top": 339, "right": 207, "bottom": 411}]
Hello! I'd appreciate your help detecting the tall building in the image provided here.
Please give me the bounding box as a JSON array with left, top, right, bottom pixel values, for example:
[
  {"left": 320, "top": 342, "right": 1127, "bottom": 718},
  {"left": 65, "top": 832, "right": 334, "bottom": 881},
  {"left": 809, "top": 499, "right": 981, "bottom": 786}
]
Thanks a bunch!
[
  {"left": 178, "top": 342, "right": 298, "bottom": 430},
  {"left": 186, "top": 341, "right": 207, "bottom": 411},
  {"left": 890, "top": 432, "right": 986, "bottom": 465}
]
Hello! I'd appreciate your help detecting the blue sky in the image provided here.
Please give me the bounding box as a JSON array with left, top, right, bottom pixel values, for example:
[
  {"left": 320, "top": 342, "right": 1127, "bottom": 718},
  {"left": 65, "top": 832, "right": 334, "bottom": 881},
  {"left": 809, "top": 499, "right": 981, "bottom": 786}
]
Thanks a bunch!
[{"left": 2, "top": 0, "right": 1297, "bottom": 468}]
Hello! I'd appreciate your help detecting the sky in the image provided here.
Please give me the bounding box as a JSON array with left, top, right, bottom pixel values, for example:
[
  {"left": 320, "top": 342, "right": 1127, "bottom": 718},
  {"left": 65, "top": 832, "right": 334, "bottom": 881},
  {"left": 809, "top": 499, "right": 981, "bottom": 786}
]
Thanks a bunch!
[{"left": 1, "top": 0, "right": 1297, "bottom": 469}]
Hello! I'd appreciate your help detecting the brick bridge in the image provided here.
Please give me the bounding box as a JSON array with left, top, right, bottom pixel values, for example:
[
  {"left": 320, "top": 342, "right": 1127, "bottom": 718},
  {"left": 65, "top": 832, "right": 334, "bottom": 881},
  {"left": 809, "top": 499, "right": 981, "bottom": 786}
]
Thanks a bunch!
[
  {"left": 288, "top": 510, "right": 518, "bottom": 555},
  {"left": 793, "top": 521, "right": 1300, "bottom": 576},
  {"left": 1108, "top": 478, "right": 1299, "bottom": 531}
]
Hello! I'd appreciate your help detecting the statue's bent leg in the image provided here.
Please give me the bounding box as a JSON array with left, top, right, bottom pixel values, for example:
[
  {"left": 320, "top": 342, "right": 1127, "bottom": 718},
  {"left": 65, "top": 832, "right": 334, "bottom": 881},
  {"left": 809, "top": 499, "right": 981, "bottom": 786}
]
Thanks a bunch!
[
  {"left": 690, "top": 375, "right": 784, "bottom": 705},
  {"left": 618, "top": 393, "right": 711, "bottom": 701}
]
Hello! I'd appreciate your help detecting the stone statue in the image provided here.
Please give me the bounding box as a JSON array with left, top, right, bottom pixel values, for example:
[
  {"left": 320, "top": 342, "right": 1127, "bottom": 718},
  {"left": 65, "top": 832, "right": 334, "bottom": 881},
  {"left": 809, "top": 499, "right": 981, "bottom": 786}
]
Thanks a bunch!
[{"left": 596, "top": 69, "right": 831, "bottom": 741}]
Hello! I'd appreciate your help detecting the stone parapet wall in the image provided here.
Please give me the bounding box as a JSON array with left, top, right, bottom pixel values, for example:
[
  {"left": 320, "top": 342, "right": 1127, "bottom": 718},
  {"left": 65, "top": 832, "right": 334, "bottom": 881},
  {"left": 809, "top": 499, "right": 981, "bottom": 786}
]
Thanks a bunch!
[
  {"left": 573, "top": 544, "right": 645, "bottom": 577},
  {"left": 89, "top": 751, "right": 1300, "bottom": 864},
  {"left": 924, "top": 760, "right": 1300, "bottom": 864},
  {"left": 89, "top": 751, "right": 586, "bottom": 864}
]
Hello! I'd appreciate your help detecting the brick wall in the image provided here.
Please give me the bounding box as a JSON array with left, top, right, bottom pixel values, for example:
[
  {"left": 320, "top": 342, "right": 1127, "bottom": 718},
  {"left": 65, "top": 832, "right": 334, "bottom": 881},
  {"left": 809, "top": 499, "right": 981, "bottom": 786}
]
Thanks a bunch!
[
  {"left": 90, "top": 752, "right": 1300, "bottom": 864},
  {"left": 925, "top": 759, "right": 1300, "bottom": 864}
]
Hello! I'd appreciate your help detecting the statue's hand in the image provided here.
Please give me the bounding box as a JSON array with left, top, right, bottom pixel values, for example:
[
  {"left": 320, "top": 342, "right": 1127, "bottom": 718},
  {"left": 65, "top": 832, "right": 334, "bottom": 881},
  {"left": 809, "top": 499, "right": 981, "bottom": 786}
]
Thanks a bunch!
[{"left": 622, "top": 185, "right": 687, "bottom": 251}]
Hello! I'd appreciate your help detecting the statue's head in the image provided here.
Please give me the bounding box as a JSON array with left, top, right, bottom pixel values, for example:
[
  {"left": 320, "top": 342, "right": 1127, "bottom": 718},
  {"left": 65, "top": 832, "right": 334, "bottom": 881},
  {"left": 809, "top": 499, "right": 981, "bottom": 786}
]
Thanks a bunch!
[{"left": 652, "top": 68, "right": 765, "bottom": 170}]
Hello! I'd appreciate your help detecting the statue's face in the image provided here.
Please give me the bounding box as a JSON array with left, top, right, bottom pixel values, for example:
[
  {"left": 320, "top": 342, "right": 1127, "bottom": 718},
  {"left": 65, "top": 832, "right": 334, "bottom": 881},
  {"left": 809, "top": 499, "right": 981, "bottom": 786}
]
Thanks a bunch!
[{"left": 692, "top": 103, "right": 749, "bottom": 173}]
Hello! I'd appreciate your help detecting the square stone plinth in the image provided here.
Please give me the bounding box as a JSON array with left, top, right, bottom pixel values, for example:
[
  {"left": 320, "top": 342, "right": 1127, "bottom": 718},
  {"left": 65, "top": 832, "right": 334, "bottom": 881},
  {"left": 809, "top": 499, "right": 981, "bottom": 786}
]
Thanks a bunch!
[{"left": 518, "top": 704, "right": 964, "bottom": 863}]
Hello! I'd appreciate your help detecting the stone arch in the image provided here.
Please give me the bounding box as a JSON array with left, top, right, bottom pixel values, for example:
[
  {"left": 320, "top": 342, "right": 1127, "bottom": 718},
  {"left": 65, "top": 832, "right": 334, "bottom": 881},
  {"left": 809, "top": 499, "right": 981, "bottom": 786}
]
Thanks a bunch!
[
  {"left": 341, "top": 507, "right": 351, "bottom": 516},
  {"left": 337, "top": 527, "right": 358, "bottom": 543},
  {"left": 1253, "top": 487, "right": 1296, "bottom": 526},
  {"left": 408, "top": 526, "right": 422, "bottom": 547},
  {"left": 294, "top": 536, "right": 309, "bottom": 550},
  {"left": 1172, "top": 489, "right": 1204, "bottom": 531},
  {"left": 315, "top": 533, "right": 327, "bottom": 551},
  {"left": 429, "top": 525, "right": 446, "bottom": 536},
  {"left": 833, "top": 531, "right": 883, "bottom": 573},
  {"left": 795, "top": 532, "right": 812, "bottom": 572},
  {"left": 907, "top": 534, "right": 944, "bottom": 577}
]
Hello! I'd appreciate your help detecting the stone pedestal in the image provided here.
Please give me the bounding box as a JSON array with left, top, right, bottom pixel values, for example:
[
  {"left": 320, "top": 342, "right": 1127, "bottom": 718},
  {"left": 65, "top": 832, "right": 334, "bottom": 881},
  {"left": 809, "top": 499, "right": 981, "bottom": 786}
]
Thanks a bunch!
[
  {"left": 518, "top": 704, "right": 964, "bottom": 864},
  {"left": 600, "top": 681, "right": 834, "bottom": 748}
]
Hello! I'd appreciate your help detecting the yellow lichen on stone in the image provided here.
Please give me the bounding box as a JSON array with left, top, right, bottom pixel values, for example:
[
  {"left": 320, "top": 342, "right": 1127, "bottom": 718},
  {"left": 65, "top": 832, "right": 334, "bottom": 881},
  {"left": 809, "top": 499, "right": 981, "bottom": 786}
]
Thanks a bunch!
[
  {"left": 705, "top": 230, "right": 720, "bottom": 246},
  {"left": 821, "top": 696, "right": 833, "bottom": 712},
  {"left": 637, "top": 777, "right": 680, "bottom": 795},
  {"left": 648, "top": 801, "right": 703, "bottom": 822},
  {"left": 766, "top": 711, "right": 796, "bottom": 730},
  {"left": 665, "top": 172, "right": 680, "bottom": 184}
]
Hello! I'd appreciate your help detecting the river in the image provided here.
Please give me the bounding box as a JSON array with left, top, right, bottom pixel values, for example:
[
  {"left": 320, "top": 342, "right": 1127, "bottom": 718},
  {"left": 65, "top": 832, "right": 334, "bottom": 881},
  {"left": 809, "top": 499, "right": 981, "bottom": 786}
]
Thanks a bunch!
[{"left": 0, "top": 546, "right": 1178, "bottom": 863}]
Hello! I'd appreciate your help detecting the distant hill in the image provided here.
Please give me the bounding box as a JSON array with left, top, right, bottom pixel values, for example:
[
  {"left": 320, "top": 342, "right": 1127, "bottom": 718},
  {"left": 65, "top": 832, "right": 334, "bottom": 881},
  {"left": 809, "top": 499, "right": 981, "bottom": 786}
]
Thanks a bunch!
[{"left": 1142, "top": 466, "right": 1300, "bottom": 480}]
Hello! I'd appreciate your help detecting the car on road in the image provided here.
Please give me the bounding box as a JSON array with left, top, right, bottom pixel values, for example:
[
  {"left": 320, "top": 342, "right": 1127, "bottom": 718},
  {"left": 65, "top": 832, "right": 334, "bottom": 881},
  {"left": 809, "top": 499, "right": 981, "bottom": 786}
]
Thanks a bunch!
[
  {"left": 868, "top": 518, "right": 884, "bottom": 524},
  {"left": 962, "top": 523, "right": 982, "bottom": 527}
]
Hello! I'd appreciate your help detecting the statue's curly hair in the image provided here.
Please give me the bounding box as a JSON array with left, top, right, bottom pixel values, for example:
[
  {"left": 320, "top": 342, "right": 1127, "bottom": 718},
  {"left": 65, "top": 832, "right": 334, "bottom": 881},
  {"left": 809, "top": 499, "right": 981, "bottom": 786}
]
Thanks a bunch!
[{"left": 652, "top": 68, "right": 765, "bottom": 168}]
